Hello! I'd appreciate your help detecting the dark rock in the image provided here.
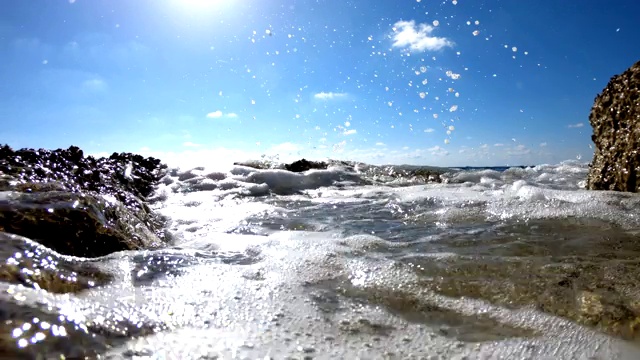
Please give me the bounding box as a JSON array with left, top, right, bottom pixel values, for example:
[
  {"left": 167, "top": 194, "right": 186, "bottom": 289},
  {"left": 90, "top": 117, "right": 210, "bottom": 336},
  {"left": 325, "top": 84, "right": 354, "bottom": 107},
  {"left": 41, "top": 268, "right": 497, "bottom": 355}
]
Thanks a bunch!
[
  {"left": 587, "top": 60, "right": 640, "bottom": 192},
  {"left": 0, "top": 191, "right": 163, "bottom": 258},
  {"left": 233, "top": 159, "right": 282, "bottom": 170},
  {"left": 0, "top": 232, "right": 112, "bottom": 293},
  {"left": 0, "top": 144, "right": 169, "bottom": 257},
  {"left": 284, "top": 158, "right": 328, "bottom": 172}
]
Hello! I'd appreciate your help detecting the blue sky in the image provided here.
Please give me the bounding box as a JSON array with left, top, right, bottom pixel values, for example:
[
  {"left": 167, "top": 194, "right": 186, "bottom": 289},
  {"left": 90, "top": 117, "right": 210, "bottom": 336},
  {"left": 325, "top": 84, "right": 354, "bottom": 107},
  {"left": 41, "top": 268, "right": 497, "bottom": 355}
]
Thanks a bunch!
[{"left": 1, "top": 0, "right": 639, "bottom": 167}]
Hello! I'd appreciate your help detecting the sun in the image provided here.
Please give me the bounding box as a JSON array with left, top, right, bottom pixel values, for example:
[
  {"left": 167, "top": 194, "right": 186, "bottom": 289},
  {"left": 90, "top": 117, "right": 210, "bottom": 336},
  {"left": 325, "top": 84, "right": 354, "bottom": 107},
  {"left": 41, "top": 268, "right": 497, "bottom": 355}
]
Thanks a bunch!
[{"left": 178, "top": 0, "right": 224, "bottom": 9}]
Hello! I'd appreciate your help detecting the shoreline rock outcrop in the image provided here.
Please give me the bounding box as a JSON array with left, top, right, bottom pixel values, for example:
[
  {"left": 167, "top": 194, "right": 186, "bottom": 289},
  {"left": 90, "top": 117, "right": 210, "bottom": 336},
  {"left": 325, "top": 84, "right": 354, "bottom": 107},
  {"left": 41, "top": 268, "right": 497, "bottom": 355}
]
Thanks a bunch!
[
  {"left": 0, "top": 145, "right": 169, "bottom": 257},
  {"left": 587, "top": 60, "right": 640, "bottom": 192}
]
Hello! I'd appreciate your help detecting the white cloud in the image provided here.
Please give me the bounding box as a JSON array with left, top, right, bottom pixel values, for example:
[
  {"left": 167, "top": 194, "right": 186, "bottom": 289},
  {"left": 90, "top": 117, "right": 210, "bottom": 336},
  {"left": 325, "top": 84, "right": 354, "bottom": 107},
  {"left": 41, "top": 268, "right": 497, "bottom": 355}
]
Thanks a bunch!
[
  {"left": 424, "top": 128, "right": 435, "bottom": 133},
  {"left": 391, "top": 20, "right": 453, "bottom": 53},
  {"left": 568, "top": 122, "right": 584, "bottom": 128},
  {"left": 343, "top": 129, "right": 357, "bottom": 136},
  {"left": 314, "top": 92, "right": 347, "bottom": 100},
  {"left": 206, "top": 111, "right": 223, "bottom": 118},
  {"left": 426, "top": 145, "right": 449, "bottom": 156},
  {"left": 82, "top": 78, "right": 107, "bottom": 92},
  {"left": 507, "top": 144, "right": 531, "bottom": 157},
  {"left": 539, "top": 142, "right": 548, "bottom": 147},
  {"left": 270, "top": 142, "right": 300, "bottom": 153},
  {"left": 183, "top": 141, "right": 202, "bottom": 148},
  {"left": 206, "top": 110, "right": 237, "bottom": 119},
  {"left": 494, "top": 143, "right": 504, "bottom": 147},
  {"left": 375, "top": 142, "right": 386, "bottom": 146}
]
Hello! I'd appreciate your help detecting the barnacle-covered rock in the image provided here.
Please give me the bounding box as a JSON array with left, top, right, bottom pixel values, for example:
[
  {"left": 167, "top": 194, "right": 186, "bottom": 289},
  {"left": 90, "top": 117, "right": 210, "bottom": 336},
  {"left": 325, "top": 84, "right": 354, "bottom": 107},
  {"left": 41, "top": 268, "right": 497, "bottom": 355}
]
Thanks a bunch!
[
  {"left": 0, "top": 145, "right": 170, "bottom": 257},
  {"left": 587, "top": 60, "right": 640, "bottom": 192}
]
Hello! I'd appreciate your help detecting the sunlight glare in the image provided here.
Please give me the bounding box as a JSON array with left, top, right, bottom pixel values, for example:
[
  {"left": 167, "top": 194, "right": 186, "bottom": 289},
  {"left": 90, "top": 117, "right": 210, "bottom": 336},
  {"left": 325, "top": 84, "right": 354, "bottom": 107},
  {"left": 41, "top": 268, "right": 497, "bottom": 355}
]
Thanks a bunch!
[{"left": 177, "top": 0, "right": 225, "bottom": 10}]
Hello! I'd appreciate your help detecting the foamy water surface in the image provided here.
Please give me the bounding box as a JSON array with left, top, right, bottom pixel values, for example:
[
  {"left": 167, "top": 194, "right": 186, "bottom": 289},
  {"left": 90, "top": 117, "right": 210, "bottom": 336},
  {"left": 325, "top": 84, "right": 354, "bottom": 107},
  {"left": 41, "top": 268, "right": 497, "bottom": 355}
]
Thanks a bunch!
[{"left": 4, "top": 160, "right": 640, "bottom": 359}]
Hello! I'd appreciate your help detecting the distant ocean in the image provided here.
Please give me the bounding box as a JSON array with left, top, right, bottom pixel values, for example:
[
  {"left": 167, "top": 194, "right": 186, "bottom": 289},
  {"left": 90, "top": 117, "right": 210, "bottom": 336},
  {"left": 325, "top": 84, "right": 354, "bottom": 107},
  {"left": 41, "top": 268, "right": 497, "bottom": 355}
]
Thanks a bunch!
[{"left": 4, "top": 159, "right": 640, "bottom": 359}]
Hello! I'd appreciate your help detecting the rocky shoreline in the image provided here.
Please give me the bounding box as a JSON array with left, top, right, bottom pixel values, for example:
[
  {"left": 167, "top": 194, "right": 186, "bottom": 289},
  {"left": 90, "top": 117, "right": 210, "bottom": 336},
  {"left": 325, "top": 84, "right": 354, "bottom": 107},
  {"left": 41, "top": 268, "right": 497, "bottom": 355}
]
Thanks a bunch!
[
  {"left": 0, "top": 146, "right": 451, "bottom": 262},
  {"left": 0, "top": 145, "right": 170, "bottom": 258},
  {"left": 0, "top": 142, "right": 638, "bottom": 357}
]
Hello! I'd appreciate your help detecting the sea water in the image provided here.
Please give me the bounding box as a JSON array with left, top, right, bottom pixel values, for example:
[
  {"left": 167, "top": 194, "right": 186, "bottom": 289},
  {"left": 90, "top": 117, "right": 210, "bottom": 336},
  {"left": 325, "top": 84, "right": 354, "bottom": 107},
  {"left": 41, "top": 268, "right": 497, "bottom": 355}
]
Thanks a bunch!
[{"left": 3, "top": 160, "right": 640, "bottom": 359}]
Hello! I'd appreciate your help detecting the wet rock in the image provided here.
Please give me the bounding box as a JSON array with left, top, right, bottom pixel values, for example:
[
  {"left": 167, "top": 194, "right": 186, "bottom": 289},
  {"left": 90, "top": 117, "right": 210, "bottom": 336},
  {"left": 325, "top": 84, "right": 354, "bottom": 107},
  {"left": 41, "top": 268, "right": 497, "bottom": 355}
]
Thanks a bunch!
[
  {"left": 587, "top": 60, "right": 640, "bottom": 192},
  {"left": 407, "top": 219, "right": 640, "bottom": 341},
  {"left": 233, "top": 159, "right": 283, "bottom": 170},
  {"left": 397, "top": 167, "right": 444, "bottom": 183},
  {"left": 0, "top": 283, "right": 164, "bottom": 358},
  {"left": 0, "top": 232, "right": 112, "bottom": 293},
  {"left": 0, "top": 145, "right": 166, "bottom": 206},
  {"left": 364, "top": 165, "right": 445, "bottom": 184},
  {"left": 0, "top": 144, "right": 169, "bottom": 257},
  {"left": 284, "top": 159, "right": 328, "bottom": 172},
  {"left": 0, "top": 192, "right": 163, "bottom": 257}
]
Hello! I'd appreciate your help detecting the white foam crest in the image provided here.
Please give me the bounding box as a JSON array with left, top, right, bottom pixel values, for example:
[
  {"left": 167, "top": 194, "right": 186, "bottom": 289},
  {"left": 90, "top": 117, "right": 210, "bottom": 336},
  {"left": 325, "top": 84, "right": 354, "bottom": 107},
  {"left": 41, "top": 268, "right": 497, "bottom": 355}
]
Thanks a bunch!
[
  {"left": 442, "top": 162, "right": 590, "bottom": 191},
  {"left": 242, "top": 169, "right": 338, "bottom": 195},
  {"left": 156, "top": 188, "right": 284, "bottom": 242},
  {"left": 465, "top": 180, "right": 639, "bottom": 228},
  {"left": 446, "top": 169, "right": 503, "bottom": 184},
  {"left": 315, "top": 178, "right": 640, "bottom": 229},
  {"left": 164, "top": 164, "right": 370, "bottom": 197}
]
